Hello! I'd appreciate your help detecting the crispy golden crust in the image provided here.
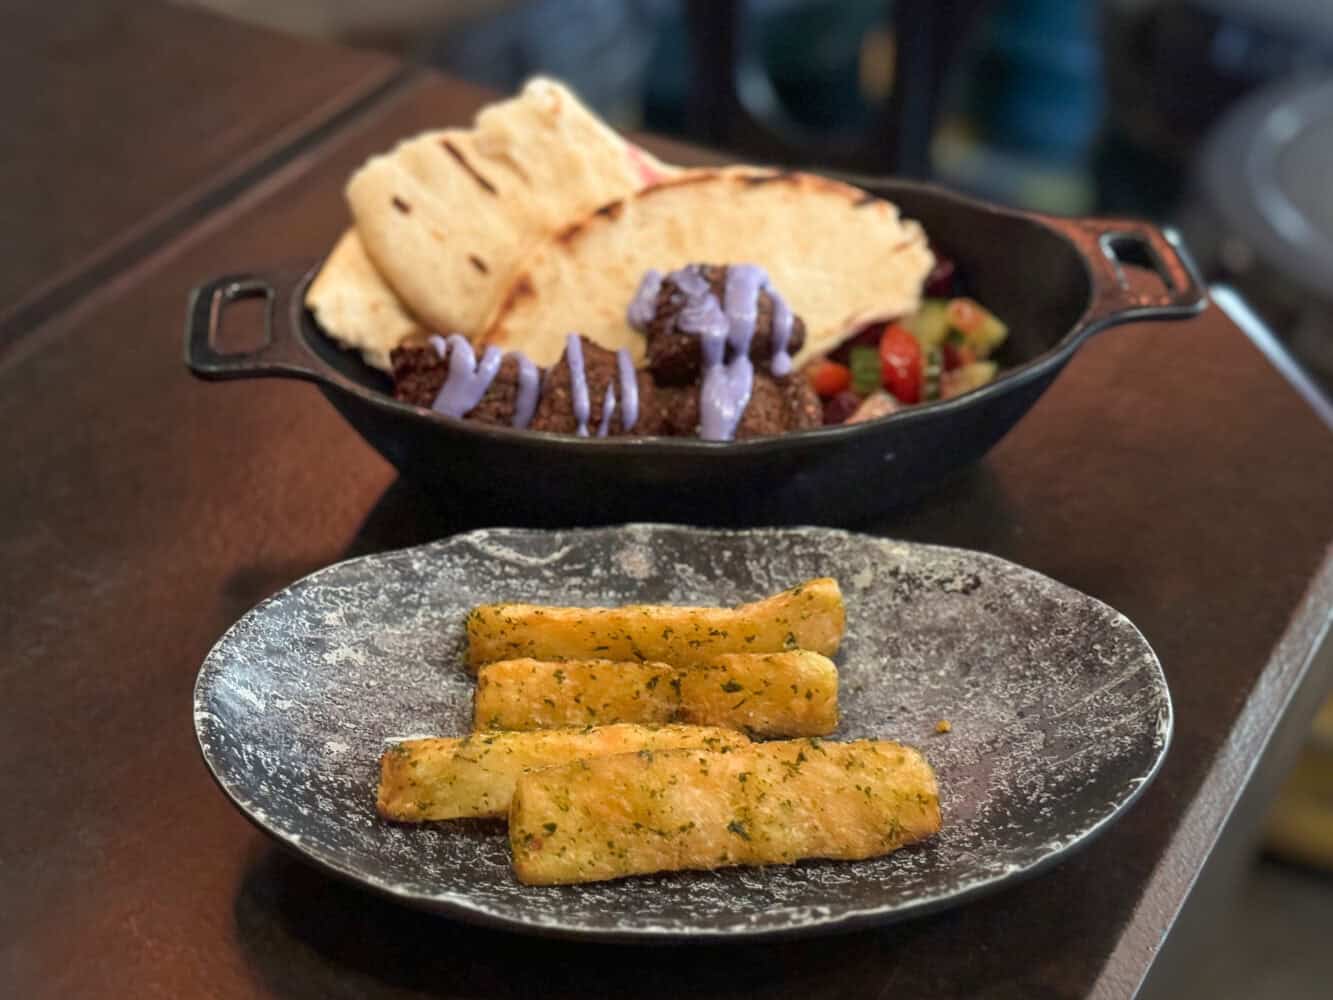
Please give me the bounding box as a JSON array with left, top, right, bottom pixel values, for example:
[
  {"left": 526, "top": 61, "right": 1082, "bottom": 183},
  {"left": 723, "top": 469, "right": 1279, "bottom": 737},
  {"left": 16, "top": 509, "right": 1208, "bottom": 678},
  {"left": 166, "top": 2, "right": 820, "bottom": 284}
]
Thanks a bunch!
[
  {"left": 376, "top": 724, "right": 748, "bottom": 821},
  {"left": 475, "top": 659, "right": 679, "bottom": 730},
  {"left": 509, "top": 738, "right": 941, "bottom": 885},
  {"left": 466, "top": 578, "right": 844, "bottom": 671},
  {"left": 474, "top": 651, "right": 838, "bottom": 738},
  {"left": 677, "top": 651, "right": 837, "bottom": 736}
]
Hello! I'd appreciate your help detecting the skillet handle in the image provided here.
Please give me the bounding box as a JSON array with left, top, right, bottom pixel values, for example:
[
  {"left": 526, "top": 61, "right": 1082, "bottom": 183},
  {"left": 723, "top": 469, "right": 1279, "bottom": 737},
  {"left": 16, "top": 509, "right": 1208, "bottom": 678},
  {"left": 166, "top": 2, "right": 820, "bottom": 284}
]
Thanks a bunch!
[
  {"left": 1044, "top": 217, "right": 1208, "bottom": 339},
  {"left": 184, "top": 270, "right": 320, "bottom": 382}
]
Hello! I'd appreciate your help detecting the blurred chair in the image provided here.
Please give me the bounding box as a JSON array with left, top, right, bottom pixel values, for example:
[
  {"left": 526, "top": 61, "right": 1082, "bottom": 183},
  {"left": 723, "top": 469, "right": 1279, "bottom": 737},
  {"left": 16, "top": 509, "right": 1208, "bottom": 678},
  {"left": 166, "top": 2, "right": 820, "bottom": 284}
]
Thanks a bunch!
[{"left": 683, "top": 0, "right": 992, "bottom": 176}]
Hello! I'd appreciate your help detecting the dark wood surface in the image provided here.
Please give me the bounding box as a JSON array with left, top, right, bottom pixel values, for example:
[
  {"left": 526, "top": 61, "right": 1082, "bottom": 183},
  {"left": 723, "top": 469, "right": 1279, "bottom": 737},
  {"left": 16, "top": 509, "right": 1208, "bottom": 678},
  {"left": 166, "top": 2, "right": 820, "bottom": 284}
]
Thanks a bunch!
[
  {"left": 0, "top": 0, "right": 399, "bottom": 342},
  {"left": 2, "top": 11, "right": 1331, "bottom": 1000}
]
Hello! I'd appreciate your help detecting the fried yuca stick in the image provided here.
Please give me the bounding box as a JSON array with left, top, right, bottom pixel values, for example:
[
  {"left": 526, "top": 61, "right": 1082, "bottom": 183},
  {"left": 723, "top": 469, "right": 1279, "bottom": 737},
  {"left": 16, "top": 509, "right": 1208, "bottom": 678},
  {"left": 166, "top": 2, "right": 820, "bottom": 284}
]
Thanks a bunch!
[
  {"left": 678, "top": 651, "right": 837, "bottom": 736},
  {"left": 378, "top": 724, "right": 749, "bottom": 821},
  {"left": 509, "top": 738, "right": 940, "bottom": 885},
  {"left": 475, "top": 658, "right": 679, "bottom": 730},
  {"left": 474, "top": 651, "right": 838, "bottom": 738},
  {"left": 466, "top": 578, "right": 844, "bottom": 671}
]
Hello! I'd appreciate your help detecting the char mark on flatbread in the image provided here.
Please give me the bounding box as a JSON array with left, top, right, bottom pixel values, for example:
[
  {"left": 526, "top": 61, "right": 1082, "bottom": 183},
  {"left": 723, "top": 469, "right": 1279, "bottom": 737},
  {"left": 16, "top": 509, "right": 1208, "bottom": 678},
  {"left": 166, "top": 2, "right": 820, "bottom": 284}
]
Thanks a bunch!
[
  {"left": 441, "top": 138, "right": 498, "bottom": 195},
  {"left": 647, "top": 171, "right": 717, "bottom": 192},
  {"left": 392, "top": 196, "right": 411, "bottom": 214},
  {"left": 495, "top": 152, "right": 531, "bottom": 184},
  {"left": 497, "top": 274, "right": 536, "bottom": 314},
  {"left": 469, "top": 254, "right": 489, "bottom": 274},
  {"left": 555, "top": 221, "right": 585, "bottom": 246}
]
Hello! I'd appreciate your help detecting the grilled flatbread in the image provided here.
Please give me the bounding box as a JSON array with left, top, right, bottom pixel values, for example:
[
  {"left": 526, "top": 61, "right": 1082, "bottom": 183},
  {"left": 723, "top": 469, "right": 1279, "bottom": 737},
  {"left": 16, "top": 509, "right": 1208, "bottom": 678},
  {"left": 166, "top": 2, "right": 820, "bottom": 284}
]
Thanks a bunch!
[
  {"left": 304, "top": 230, "right": 421, "bottom": 372},
  {"left": 344, "top": 77, "right": 677, "bottom": 343},
  {"left": 481, "top": 169, "right": 934, "bottom": 366}
]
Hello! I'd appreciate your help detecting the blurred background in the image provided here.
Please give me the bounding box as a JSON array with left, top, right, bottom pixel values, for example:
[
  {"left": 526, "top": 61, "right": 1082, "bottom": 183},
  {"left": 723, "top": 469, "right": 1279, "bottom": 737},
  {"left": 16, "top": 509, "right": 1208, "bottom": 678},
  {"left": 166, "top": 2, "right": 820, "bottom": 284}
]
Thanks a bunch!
[
  {"left": 185, "top": 1, "right": 1332, "bottom": 991},
  {"left": 189, "top": 0, "right": 1333, "bottom": 398}
]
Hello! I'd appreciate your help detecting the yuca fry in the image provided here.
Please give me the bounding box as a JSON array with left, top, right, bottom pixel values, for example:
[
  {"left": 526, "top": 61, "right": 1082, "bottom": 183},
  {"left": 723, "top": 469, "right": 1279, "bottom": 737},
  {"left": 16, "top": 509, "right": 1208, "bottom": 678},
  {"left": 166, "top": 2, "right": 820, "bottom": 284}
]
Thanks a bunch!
[
  {"left": 677, "top": 651, "right": 837, "bottom": 736},
  {"left": 475, "top": 659, "right": 679, "bottom": 730},
  {"left": 509, "top": 738, "right": 940, "bottom": 885},
  {"left": 474, "top": 651, "right": 838, "bottom": 738},
  {"left": 466, "top": 578, "right": 844, "bottom": 671},
  {"left": 377, "top": 724, "right": 748, "bottom": 821}
]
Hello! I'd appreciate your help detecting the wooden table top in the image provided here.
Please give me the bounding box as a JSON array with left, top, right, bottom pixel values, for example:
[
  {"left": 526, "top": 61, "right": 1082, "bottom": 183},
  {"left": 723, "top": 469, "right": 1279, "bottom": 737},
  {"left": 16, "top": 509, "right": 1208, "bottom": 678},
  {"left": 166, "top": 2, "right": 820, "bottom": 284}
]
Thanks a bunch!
[
  {"left": 2, "top": 7, "right": 1331, "bottom": 998},
  {"left": 0, "top": 0, "right": 399, "bottom": 341}
]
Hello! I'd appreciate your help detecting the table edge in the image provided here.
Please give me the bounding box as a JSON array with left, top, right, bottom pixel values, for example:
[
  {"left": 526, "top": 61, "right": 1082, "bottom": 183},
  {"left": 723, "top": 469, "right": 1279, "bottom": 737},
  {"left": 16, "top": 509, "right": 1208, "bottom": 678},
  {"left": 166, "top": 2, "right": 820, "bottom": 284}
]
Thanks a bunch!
[
  {"left": 1211, "top": 285, "right": 1333, "bottom": 429},
  {"left": 1094, "top": 542, "right": 1333, "bottom": 998}
]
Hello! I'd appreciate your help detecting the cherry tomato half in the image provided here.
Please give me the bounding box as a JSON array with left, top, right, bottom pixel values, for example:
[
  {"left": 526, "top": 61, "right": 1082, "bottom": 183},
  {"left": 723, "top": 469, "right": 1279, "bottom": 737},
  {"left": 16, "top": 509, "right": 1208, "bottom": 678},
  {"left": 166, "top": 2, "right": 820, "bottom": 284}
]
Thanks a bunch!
[
  {"left": 809, "top": 360, "right": 852, "bottom": 398},
  {"left": 878, "top": 323, "right": 924, "bottom": 404}
]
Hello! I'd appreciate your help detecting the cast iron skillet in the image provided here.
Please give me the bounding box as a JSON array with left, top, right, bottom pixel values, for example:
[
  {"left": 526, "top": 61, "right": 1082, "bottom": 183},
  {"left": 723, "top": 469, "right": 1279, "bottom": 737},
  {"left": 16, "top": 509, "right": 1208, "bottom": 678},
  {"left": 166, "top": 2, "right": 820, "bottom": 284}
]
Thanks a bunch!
[{"left": 185, "top": 179, "right": 1205, "bottom": 526}]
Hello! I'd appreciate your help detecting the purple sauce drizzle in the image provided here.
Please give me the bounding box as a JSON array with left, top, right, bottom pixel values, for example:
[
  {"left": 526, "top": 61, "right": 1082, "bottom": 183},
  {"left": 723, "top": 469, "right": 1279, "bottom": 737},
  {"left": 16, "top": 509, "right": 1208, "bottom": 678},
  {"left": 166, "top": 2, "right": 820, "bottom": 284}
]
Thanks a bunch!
[
  {"left": 627, "top": 269, "right": 663, "bottom": 331},
  {"left": 427, "top": 334, "right": 539, "bottom": 430},
  {"left": 616, "top": 348, "right": 638, "bottom": 431},
  {"left": 699, "top": 347, "right": 755, "bottom": 441},
  {"left": 723, "top": 265, "right": 764, "bottom": 352},
  {"left": 597, "top": 381, "right": 617, "bottom": 437},
  {"left": 640, "top": 263, "right": 793, "bottom": 440},
  {"left": 669, "top": 266, "right": 706, "bottom": 297},
  {"left": 432, "top": 335, "right": 503, "bottom": 418},
  {"left": 512, "top": 354, "right": 539, "bottom": 429},
  {"left": 565, "top": 333, "right": 591, "bottom": 436},
  {"left": 422, "top": 261, "right": 793, "bottom": 440},
  {"left": 674, "top": 272, "right": 728, "bottom": 346}
]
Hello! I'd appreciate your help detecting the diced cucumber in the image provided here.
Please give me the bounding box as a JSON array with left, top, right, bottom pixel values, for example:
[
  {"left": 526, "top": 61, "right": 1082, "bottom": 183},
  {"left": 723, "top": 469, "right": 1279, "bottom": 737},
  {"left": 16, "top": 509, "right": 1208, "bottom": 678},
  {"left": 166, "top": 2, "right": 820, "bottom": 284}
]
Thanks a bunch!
[
  {"left": 940, "top": 361, "right": 998, "bottom": 400},
  {"left": 904, "top": 300, "right": 951, "bottom": 349},
  {"left": 849, "top": 346, "right": 882, "bottom": 397},
  {"left": 943, "top": 297, "right": 1009, "bottom": 359},
  {"left": 967, "top": 306, "right": 1008, "bottom": 359}
]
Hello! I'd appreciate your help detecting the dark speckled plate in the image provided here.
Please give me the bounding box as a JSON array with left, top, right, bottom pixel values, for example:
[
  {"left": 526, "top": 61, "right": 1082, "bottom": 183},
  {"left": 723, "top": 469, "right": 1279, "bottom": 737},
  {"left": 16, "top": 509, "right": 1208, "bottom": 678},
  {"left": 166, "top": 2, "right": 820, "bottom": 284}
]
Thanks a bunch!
[{"left": 194, "top": 525, "right": 1171, "bottom": 941}]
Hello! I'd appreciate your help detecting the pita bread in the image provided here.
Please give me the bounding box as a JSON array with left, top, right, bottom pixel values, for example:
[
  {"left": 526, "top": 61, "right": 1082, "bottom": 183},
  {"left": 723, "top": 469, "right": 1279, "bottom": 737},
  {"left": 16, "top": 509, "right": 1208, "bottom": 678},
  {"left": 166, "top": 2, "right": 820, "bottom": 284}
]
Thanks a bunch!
[
  {"left": 480, "top": 169, "right": 935, "bottom": 367},
  {"left": 304, "top": 229, "right": 421, "bottom": 371},
  {"left": 345, "top": 77, "right": 678, "bottom": 340}
]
